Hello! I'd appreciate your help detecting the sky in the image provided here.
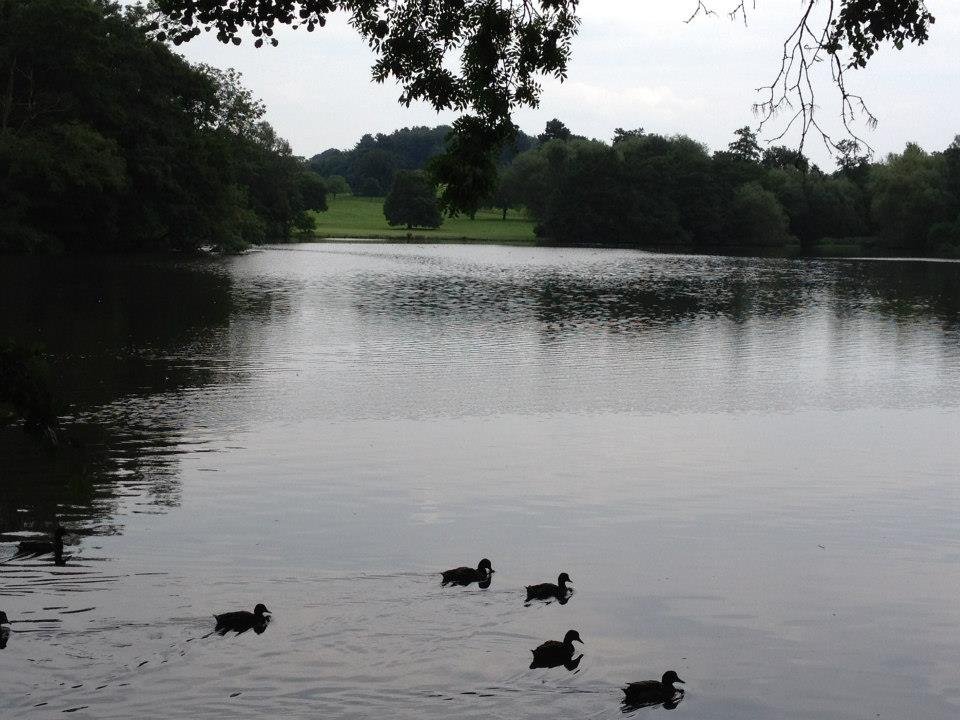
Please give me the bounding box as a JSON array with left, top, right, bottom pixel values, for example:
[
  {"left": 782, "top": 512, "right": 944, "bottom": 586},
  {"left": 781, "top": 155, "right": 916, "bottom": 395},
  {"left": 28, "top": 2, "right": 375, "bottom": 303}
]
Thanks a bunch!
[{"left": 174, "top": 2, "right": 959, "bottom": 167}]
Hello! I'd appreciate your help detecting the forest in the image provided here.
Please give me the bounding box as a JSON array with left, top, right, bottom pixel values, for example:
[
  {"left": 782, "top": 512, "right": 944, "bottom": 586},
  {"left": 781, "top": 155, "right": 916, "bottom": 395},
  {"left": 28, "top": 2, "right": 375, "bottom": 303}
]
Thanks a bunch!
[
  {"left": 0, "top": 0, "right": 326, "bottom": 253},
  {"left": 314, "top": 121, "right": 960, "bottom": 257}
]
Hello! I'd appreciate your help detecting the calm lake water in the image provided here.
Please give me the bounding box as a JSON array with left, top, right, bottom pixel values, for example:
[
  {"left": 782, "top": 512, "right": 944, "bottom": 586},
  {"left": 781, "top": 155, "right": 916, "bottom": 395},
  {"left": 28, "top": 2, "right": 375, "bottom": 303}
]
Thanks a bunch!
[{"left": 1, "top": 244, "right": 959, "bottom": 719}]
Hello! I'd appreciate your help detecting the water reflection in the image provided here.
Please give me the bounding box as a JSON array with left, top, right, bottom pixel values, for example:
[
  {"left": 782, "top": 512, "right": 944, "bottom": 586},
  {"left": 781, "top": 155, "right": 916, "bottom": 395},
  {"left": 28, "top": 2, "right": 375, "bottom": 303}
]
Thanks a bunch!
[{"left": 0, "top": 246, "right": 958, "bottom": 718}]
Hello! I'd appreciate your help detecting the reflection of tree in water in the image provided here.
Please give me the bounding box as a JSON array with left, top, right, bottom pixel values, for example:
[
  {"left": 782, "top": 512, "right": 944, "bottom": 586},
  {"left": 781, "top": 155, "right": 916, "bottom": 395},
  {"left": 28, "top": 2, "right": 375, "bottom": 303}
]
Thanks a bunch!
[
  {"left": 352, "top": 258, "right": 960, "bottom": 338},
  {"left": 828, "top": 261, "right": 960, "bottom": 331},
  {"left": 0, "top": 256, "right": 252, "bottom": 542}
]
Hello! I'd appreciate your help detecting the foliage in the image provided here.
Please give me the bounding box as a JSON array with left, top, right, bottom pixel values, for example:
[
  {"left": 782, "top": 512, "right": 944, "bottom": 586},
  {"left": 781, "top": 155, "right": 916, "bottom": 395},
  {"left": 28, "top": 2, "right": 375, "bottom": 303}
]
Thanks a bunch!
[
  {"left": 0, "top": 0, "right": 321, "bottom": 252},
  {"left": 728, "top": 127, "right": 762, "bottom": 164},
  {"left": 153, "top": 1, "right": 938, "bottom": 214},
  {"left": 310, "top": 124, "right": 535, "bottom": 203},
  {"left": 762, "top": 146, "right": 810, "bottom": 173},
  {"left": 485, "top": 118, "right": 959, "bottom": 256},
  {"left": 726, "top": 183, "right": 793, "bottom": 246},
  {"left": 538, "top": 119, "right": 573, "bottom": 144},
  {"left": 383, "top": 170, "right": 442, "bottom": 229},
  {"left": 870, "top": 143, "right": 951, "bottom": 250},
  {"left": 324, "top": 175, "right": 350, "bottom": 197}
]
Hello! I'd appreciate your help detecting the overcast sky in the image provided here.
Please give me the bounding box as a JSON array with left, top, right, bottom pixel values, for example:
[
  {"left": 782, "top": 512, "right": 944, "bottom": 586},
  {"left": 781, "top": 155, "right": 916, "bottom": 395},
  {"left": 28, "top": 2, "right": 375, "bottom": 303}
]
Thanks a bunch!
[{"left": 175, "top": 2, "right": 958, "bottom": 167}]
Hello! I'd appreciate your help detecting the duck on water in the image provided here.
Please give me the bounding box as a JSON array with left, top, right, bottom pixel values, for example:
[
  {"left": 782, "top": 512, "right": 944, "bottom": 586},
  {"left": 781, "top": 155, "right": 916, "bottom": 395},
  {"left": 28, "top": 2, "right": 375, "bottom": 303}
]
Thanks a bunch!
[
  {"left": 0, "top": 611, "right": 9, "bottom": 650},
  {"left": 529, "top": 629, "right": 584, "bottom": 669},
  {"left": 525, "top": 572, "right": 573, "bottom": 603},
  {"left": 622, "top": 670, "right": 685, "bottom": 708},
  {"left": 214, "top": 603, "right": 271, "bottom": 635},
  {"left": 441, "top": 558, "right": 493, "bottom": 587}
]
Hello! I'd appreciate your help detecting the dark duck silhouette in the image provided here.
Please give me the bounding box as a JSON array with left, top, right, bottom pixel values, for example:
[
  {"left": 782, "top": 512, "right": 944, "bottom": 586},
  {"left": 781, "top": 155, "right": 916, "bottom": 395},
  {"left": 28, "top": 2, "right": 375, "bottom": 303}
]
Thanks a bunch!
[
  {"left": 214, "top": 603, "right": 271, "bottom": 635},
  {"left": 529, "top": 629, "right": 583, "bottom": 669},
  {"left": 16, "top": 527, "right": 66, "bottom": 564},
  {"left": 0, "top": 611, "right": 9, "bottom": 650},
  {"left": 526, "top": 572, "right": 573, "bottom": 603},
  {"left": 622, "top": 670, "right": 685, "bottom": 709},
  {"left": 441, "top": 558, "right": 493, "bottom": 586}
]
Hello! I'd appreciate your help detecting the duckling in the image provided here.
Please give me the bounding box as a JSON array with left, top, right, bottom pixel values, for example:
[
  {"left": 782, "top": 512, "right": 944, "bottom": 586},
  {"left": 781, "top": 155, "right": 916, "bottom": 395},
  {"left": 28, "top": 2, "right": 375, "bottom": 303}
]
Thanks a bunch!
[
  {"left": 214, "top": 603, "right": 271, "bottom": 634},
  {"left": 441, "top": 558, "right": 493, "bottom": 586},
  {"left": 622, "top": 670, "right": 685, "bottom": 707},
  {"left": 16, "top": 526, "right": 65, "bottom": 561},
  {"left": 526, "top": 572, "right": 572, "bottom": 602},
  {"left": 529, "top": 629, "right": 583, "bottom": 668}
]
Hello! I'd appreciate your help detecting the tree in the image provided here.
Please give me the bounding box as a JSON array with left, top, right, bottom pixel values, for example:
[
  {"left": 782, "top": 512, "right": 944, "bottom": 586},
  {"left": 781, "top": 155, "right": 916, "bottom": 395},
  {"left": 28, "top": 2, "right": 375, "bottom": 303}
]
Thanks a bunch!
[
  {"left": 153, "top": 1, "right": 937, "bottom": 214},
  {"left": 538, "top": 119, "right": 573, "bottom": 144},
  {"left": 726, "top": 183, "right": 793, "bottom": 246},
  {"left": 324, "top": 175, "right": 350, "bottom": 198},
  {"left": 0, "top": 0, "right": 321, "bottom": 252},
  {"left": 728, "top": 127, "right": 762, "bottom": 164},
  {"left": 298, "top": 171, "right": 328, "bottom": 212},
  {"left": 870, "top": 143, "right": 951, "bottom": 251},
  {"left": 762, "top": 146, "right": 810, "bottom": 173},
  {"left": 383, "top": 170, "right": 442, "bottom": 229},
  {"left": 613, "top": 127, "right": 645, "bottom": 145}
]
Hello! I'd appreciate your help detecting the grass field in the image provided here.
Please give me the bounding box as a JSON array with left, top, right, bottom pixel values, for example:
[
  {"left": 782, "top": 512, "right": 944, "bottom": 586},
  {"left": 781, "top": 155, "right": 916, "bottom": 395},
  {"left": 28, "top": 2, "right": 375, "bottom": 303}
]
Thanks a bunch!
[{"left": 309, "top": 195, "right": 537, "bottom": 244}]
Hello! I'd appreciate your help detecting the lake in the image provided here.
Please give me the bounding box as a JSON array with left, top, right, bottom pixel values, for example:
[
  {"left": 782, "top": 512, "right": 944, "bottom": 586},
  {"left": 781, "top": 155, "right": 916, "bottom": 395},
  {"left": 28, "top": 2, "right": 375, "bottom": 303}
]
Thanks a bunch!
[{"left": 1, "top": 244, "right": 959, "bottom": 719}]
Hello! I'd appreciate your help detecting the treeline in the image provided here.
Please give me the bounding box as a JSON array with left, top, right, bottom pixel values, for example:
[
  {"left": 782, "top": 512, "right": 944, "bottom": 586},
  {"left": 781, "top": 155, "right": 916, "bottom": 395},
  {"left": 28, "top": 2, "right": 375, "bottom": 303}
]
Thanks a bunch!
[
  {"left": 494, "top": 124, "right": 960, "bottom": 257},
  {"left": 0, "top": 0, "right": 326, "bottom": 253},
  {"left": 310, "top": 126, "right": 536, "bottom": 198}
]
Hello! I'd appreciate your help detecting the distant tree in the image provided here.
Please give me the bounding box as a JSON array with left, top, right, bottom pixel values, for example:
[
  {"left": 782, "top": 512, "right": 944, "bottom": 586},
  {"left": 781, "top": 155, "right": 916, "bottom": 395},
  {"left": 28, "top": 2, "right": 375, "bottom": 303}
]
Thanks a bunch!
[
  {"left": 155, "top": 1, "right": 938, "bottom": 215},
  {"left": 502, "top": 150, "right": 551, "bottom": 219},
  {"left": 357, "top": 177, "right": 381, "bottom": 196},
  {"left": 762, "top": 146, "right": 810, "bottom": 173},
  {"left": 538, "top": 119, "right": 573, "bottom": 144},
  {"left": 728, "top": 127, "right": 762, "bottom": 164},
  {"left": 297, "top": 171, "right": 328, "bottom": 213},
  {"left": 726, "top": 182, "right": 793, "bottom": 246},
  {"left": 429, "top": 116, "right": 500, "bottom": 218},
  {"left": 941, "top": 136, "right": 960, "bottom": 205},
  {"left": 383, "top": 170, "right": 442, "bottom": 229},
  {"left": 612, "top": 127, "right": 645, "bottom": 145},
  {"left": 324, "top": 175, "right": 350, "bottom": 198},
  {"left": 870, "top": 143, "right": 951, "bottom": 250},
  {"left": 350, "top": 148, "right": 399, "bottom": 196}
]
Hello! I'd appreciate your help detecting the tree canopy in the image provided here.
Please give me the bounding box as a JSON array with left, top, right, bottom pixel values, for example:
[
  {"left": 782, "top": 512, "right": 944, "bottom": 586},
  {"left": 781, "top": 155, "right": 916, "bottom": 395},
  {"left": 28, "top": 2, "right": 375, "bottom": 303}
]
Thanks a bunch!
[
  {"left": 152, "top": 1, "right": 938, "bottom": 212},
  {"left": 489, "top": 122, "right": 958, "bottom": 257},
  {"left": 0, "top": 0, "right": 325, "bottom": 252},
  {"left": 383, "top": 170, "right": 442, "bottom": 230}
]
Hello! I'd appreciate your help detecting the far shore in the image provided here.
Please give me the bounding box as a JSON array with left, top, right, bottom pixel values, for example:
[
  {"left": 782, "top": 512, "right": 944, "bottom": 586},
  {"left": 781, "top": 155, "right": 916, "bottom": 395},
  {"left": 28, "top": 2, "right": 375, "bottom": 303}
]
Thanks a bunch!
[{"left": 305, "top": 196, "right": 954, "bottom": 260}]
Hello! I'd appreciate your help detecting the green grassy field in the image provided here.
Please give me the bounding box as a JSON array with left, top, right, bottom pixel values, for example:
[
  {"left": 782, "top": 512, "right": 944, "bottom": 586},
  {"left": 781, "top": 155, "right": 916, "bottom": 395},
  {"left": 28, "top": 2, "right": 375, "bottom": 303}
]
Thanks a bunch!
[{"left": 309, "top": 195, "right": 536, "bottom": 244}]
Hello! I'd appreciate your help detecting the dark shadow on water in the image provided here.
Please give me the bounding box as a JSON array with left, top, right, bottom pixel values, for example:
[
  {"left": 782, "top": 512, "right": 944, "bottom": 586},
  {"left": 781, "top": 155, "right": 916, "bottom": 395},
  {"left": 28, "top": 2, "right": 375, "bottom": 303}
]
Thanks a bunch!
[
  {"left": 528, "top": 653, "right": 583, "bottom": 672},
  {"left": 621, "top": 690, "right": 685, "bottom": 713}
]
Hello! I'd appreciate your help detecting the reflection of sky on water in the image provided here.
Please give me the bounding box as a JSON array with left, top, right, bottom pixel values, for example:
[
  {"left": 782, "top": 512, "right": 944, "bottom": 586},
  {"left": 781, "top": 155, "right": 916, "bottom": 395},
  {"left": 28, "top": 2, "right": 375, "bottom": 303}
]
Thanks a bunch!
[{"left": 0, "top": 245, "right": 959, "bottom": 718}]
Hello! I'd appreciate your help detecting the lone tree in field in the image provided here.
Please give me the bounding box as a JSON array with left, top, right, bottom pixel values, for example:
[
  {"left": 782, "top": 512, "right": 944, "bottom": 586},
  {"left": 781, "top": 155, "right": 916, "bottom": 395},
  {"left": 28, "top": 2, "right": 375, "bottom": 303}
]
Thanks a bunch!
[{"left": 383, "top": 171, "right": 442, "bottom": 230}]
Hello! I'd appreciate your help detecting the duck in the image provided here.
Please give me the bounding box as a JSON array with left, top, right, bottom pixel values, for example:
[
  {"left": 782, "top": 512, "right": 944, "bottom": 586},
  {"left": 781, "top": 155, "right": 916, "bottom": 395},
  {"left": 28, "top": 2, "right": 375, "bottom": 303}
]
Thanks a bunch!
[
  {"left": 0, "top": 612, "right": 9, "bottom": 650},
  {"left": 441, "top": 558, "right": 493, "bottom": 586},
  {"left": 214, "top": 603, "right": 271, "bottom": 634},
  {"left": 0, "top": 611, "right": 9, "bottom": 625},
  {"left": 16, "top": 526, "right": 65, "bottom": 562},
  {"left": 529, "top": 629, "right": 583, "bottom": 669},
  {"left": 526, "top": 572, "right": 572, "bottom": 602},
  {"left": 622, "top": 670, "right": 685, "bottom": 707}
]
